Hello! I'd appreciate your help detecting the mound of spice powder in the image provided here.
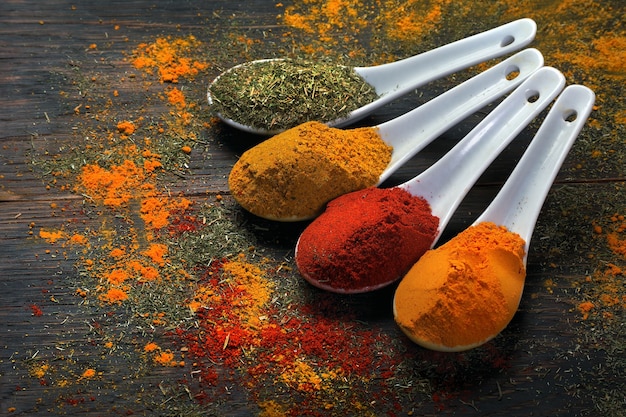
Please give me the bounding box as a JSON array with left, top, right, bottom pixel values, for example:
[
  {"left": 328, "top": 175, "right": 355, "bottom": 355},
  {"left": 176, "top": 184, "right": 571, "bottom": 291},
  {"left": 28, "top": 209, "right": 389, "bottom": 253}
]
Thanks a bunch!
[
  {"left": 228, "top": 121, "right": 392, "bottom": 221},
  {"left": 393, "top": 222, "right": 526, "bottom": 352},
  {"left": 296, "top": 187, "right": 439, "bottom": 293}
]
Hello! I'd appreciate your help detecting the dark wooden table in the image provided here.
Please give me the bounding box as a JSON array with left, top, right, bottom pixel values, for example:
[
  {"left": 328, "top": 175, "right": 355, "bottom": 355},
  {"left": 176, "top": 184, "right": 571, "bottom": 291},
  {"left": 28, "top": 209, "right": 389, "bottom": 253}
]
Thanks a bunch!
[{"left": 1, "top": 1, "right": 624, "bottom": 416}]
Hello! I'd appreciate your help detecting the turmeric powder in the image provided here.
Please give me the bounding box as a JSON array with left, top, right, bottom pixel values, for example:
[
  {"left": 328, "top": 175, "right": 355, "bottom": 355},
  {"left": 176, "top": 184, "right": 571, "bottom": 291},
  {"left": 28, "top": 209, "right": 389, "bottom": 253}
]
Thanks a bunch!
[
  {"left": 393, "top": 222, "right": 526, "bottom": 351},
  {"left": 228, "top": 121, "right": 392, "bottom": 221}
]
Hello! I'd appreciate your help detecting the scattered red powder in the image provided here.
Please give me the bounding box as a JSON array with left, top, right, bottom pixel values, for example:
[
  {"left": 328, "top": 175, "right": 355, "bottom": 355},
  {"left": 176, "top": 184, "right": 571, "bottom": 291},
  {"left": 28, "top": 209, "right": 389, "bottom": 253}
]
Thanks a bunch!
[
  {"left": 296, "top": 187, "right": 439, "bottom": 293},
  {"left": 30, "top": 304, "right": 44, "bottom": 317}
]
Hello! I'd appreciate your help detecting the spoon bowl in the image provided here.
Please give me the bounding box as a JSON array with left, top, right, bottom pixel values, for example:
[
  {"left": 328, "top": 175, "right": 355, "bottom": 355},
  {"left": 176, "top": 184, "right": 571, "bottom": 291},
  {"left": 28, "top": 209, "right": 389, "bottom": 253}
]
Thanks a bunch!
[
  {"left": 392, "top": 84, "right": 596, "bottom": 351},
  {"left": 209, "top": 19, "right": 537, "bottom": 134},
  {"left": 295, "top": 66, "right": 566, "bottom": 294},
  {"left": 230, "top": 49, "right": 544, "bottom": 222}
]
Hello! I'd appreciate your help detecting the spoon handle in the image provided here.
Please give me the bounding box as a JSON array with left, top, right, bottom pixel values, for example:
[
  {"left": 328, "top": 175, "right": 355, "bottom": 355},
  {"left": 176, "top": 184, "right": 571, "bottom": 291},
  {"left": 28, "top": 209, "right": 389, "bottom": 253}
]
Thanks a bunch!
[
  {"left": 474, "top": 85, "right": 596, "bottom": 258},
  {"left": 378, "top": 48, "right": 544, "bottom": 183},
  {"left": 401, "top": 67, "right": 566, "bottom": 245},
  {"left": 354, "top": 18, "right": 536, "bottom": 101}
]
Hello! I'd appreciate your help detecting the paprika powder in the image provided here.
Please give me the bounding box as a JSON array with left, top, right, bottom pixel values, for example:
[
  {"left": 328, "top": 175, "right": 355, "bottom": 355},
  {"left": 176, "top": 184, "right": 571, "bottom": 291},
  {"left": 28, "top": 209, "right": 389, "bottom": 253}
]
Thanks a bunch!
[{"left": 296, "top": 186, "right": 439, "bottom": 293}]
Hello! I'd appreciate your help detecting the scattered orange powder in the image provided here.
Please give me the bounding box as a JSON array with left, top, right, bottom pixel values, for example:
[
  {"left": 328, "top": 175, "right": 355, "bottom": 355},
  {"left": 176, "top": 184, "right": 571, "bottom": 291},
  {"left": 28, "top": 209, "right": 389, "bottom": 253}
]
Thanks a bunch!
[
  {"left": 39, "top": 229, "right": 65, "bottom": 244},
  {"left": 577, "top": 301, "right": 595, "bottom": 320},
  {"left": 579, "top": 213, "right": 626, "bottom": 320},
  {"left": 144, "top": 342, "right": 160, "bottom": 352},
  {"left": 383, "top": 0, "right": 450, "bottom": 42},
  {"left": 81, "top": 368, "right": 97, "bottom": 379},
  {"left": 69, "top": 234, "right": 88, "bottom": 245},
  {"left": 143, "top": 157, "right": 163, "bottom": 173},
  {"left": 139, "top": 266, "right": 159, "bottom": 281},
  {"left": 607, "top": 232, "right": 626, "bottom": 257},
  {"left": 110, "top": 247, "right": 125, "bottom": 258},
  {"left": 282, "top": 0, "right": 369, "bottom": 52},
  {"left": 140, "top": 197, "right": 169, "bottom": 229},
  {"left": 132, "top": 35, "right": 209, "bottom": 83},
  {"left": 77, "top": 160, "right": 145, "bottom": 208},
  {"left": 117, "top": 120, "right": 136, "bottom": 136},
  {"left": 154, "top": 350, "right": 175, "bottom": 366},
  {"left": 167, "top": 87, "right": 186, "bottom": 108},
  {"left": 142, "top": 243, "right": 168, "bottom": 266},
  {"left": 106, "top": 269, "right": 129, "bottom": 285},
  {"left": 99, "top": 288, "right": 129, "bottom": 304}
]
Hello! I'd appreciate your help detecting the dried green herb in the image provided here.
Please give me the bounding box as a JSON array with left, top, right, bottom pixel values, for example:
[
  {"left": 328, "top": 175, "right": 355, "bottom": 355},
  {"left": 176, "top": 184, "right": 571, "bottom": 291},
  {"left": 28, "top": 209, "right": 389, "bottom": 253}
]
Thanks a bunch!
[{"left": 208, "top": 59, "right": 379, "bottom": 132}]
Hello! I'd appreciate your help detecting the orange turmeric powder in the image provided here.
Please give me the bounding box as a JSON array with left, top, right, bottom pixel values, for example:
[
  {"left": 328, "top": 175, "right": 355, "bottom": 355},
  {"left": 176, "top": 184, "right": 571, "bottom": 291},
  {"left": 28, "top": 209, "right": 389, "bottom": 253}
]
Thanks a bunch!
[{"left": 393, "top": 222, "right": 526, "bottom": 351}]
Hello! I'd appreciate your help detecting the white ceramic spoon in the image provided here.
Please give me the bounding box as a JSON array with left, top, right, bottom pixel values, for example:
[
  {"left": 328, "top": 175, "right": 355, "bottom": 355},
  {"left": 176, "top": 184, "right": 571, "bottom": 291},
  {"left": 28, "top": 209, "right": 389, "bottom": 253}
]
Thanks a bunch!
[
  {"left": 377, "top": 48, "right": 543, "bottom": 184},
  {"left": 393, "top": 84, "right": 596, "bottom": 351},
  {"left": 209, "top": 18, "right": 537, "bottom": 134},
  {"left": 231, "top": 48, "right": 544, "bottom": 222},
  {"left": 296, "top": 66, "right": 565, "bottom": 293},
  {"left": 400, "top": 66, "right": 565, "bottom": 247}
]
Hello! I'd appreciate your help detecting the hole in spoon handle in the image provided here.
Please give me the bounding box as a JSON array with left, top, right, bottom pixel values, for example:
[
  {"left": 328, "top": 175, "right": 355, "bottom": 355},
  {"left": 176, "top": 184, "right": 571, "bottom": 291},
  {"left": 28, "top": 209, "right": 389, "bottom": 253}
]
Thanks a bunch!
[{"left": 475, "top": 85, "right": 596, "bottom": 254}]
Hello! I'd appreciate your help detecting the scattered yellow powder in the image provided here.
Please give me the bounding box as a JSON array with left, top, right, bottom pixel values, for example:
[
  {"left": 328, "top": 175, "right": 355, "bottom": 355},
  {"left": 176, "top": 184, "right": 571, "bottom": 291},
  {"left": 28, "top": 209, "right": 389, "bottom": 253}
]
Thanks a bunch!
[
  {"left": 258, "top": 400, "right": 288, "bottom": 417},
  {"left": 281, "top": 360, "right": 323, "bottom": 391},
  {"left": 222, "top": 257, "right": 273, "bottom": 328},
  {"left": 30, "top": 363, "right": 50, "bottom": 379}
]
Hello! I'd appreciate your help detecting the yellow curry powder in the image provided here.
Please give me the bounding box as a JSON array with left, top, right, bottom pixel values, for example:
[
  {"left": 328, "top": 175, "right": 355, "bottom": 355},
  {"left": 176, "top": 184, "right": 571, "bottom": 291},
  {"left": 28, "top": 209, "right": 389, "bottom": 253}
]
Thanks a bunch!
[
  {"left": 394, "top": 222, "right": 526, "bottom": 351},
  {"left": 228, "top": 121, "right": 392, "bottom": 220}
]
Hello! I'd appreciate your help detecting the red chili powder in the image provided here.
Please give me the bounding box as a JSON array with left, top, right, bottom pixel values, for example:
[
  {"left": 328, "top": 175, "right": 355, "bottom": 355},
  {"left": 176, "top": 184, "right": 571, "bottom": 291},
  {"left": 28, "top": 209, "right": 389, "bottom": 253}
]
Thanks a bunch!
[{"left": 296, "top": 187, "right": 439, "bottom": 293}]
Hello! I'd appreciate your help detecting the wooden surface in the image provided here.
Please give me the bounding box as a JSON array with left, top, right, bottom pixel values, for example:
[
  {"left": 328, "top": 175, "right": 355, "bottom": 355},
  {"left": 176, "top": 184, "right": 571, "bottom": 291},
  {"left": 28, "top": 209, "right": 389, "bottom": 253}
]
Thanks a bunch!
[{"left": 1, "top": 1, "right": 624, "bottom": 416}]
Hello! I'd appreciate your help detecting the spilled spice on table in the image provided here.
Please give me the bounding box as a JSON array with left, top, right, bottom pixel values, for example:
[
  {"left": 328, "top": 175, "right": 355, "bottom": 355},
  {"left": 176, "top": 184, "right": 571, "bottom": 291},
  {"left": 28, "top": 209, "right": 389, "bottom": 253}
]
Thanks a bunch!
[
  {"left": 19, "top": 0, "right": 626, "bottom": 415},
  {"left": 578, "top": 212, "right": 626, "bottom": 321}
]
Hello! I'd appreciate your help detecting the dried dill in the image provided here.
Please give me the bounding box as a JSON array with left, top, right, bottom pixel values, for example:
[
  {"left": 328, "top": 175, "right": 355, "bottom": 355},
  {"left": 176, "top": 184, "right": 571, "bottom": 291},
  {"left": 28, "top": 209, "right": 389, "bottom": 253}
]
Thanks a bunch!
[{"left": 208, "top": 59, "right": 379, "bottom": 132}]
